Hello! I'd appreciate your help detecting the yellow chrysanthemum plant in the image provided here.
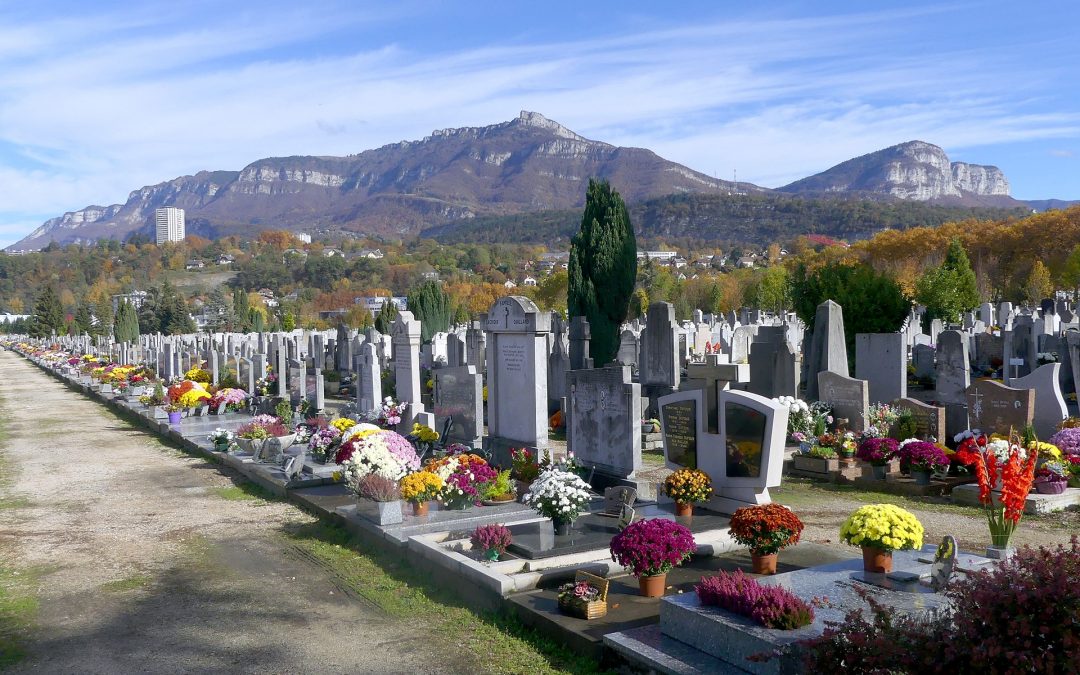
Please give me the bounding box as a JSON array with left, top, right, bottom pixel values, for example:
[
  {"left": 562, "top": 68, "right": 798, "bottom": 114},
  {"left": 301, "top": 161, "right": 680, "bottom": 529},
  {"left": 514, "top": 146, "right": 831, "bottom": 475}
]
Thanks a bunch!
[
  {"left": 399, "top": 471, "right": 444, "bottom": 504},
  {"left": 177, "top": 388, "right": 212, "bottom": 409},
  {"left": 840, "top": 503, "right": 924, "bottom": 552},
  {"left": 663, "top": 468, "right": 714, "bottom": 505},
  {"left": 330, "top": 417, "right": 357, "bottom": 433}
]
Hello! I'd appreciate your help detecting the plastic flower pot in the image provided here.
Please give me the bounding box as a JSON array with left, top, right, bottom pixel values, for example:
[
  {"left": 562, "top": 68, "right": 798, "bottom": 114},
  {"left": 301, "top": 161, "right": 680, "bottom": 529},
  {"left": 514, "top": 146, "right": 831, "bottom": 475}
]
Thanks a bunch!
[
  {"left": 911, "top": 469, "right": 933, "bottom": 485},
  {"left": 214, "top": 441, "right": 230, "bottom": 452},
  {"left": 751, "top": 552, "right": 778, "bottom": 575},
  {"left": 484, "top": 548, "right": 500, "bottom": 562},
  {"left": 862, "top": 546, "right": 893, "bottom": 573},
  {"left": 675, "top": 502, "right": 693, "bottom": 517},
  {"left": 167, "top": 411, "right": 182, "bottom": 425},
  {"left": 1035, "top": 479, "right": 1068, "bottom": 495},
  {"left": 871, "top": 464, "right": 888, "bottom": 480},
  {"left": 552, "top": 517, "right": 572, "bottom": 536},
  {"left": 638, "top": 574, "right": 667, "bottom": 597}
]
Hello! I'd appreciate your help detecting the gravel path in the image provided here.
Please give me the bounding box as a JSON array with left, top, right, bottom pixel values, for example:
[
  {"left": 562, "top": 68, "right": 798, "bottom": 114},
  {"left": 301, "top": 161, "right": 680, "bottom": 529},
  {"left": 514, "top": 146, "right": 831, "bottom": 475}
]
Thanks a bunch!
[{"left": 0, "top": 351, "right": 443, "bottom": 674}]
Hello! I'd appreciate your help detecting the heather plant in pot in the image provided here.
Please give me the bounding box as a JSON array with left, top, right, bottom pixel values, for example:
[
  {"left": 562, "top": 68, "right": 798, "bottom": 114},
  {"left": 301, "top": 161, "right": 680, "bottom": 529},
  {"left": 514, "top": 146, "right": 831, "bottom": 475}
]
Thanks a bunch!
[
  {"left": 729, "top": 504, "right": 804, "bottom": 574},
  {"left": 470, "top": 523, "right": 512, "bottom": 561},
  {"left": 609, "top": 518, "right": 696, "bottom": 597},
  {"left": 696, "top": 571, "right": 815, "bottom": 630}
]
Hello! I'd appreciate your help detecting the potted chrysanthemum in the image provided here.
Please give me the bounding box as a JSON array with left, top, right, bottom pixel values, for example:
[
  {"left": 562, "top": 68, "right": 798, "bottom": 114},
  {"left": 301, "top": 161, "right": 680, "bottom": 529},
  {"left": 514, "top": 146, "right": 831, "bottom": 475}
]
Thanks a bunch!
[
  {"left": 856, "top": 437, "right": 899, "bottom": 480},
  {"left": 840, "top": 503, "right": 924, "bottom": 573},
  {"left": 399, "top": 470, "right": 443, "bottom": 516},
  {"left": 662, "top": 468, "right": 713, "bottom": 516},
  {"left": 522, "top": 468, "right": 592, "bottom": 535},
  {"left": 729, "top": 503, "right": 804, "bottom": 574},
  {"left": 896, "top": 439, "right": 949, "bottom": 485},
  {"left": 609, "top": 518, "right": 696, "bottom": 597},
  {"left": 338, "top": 429, "right": 421, "bottom": 526}
]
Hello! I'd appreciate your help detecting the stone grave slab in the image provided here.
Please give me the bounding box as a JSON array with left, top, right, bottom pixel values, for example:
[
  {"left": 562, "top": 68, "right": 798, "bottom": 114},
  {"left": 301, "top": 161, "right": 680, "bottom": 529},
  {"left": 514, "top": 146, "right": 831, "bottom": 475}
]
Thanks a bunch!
[{"left": 965, "top": 379, "right": 1034, "bottom": 434}]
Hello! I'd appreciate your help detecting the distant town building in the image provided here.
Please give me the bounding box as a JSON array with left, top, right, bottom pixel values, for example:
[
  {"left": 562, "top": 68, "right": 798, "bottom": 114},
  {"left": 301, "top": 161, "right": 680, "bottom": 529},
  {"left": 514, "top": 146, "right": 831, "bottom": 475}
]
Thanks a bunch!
[
  {"left": 295, "top": 232, "right": 312, "bottom": 244},
  {"left": 111, "top": 290, "right": 150, "bottom": 313},
  {"left": 354, "top": 296, "right": 408, "bottom": 313},
  {"left": 155, "top": 207, "right": 185, "bottom": 244},
  {"left": 522, "top": 276, "right": 537, "bottom": 286},
  {"left": 637, "top": 251, "right": 677, "bottom": 262}
]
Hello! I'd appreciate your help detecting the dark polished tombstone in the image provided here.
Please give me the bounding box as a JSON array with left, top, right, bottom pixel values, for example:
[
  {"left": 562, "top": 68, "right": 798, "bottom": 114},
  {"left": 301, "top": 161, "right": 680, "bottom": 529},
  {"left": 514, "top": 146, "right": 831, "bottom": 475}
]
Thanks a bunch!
[{"left": 660, "top": 397, "right": 698, "bottom": 468}]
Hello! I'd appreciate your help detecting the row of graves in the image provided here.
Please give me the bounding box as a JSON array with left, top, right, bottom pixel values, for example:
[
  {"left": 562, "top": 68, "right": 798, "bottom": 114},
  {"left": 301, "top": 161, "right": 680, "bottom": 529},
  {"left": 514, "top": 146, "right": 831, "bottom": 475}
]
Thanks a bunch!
[{"left": 8, "top": 293, "right": 1076, "bottom": 672}]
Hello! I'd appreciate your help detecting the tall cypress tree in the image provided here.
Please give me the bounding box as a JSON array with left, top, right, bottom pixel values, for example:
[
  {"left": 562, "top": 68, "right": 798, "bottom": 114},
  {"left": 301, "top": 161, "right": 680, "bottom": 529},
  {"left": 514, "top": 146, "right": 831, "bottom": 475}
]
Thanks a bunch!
[
  {"left": 374, "top": 300, "right": 398, "bottom": 334},
  {"left": 30, "top": 285, "right": 64, "bottom": 338},
  {"left": 406, "top": 281, "right": 451, "bottom": 342},
  {"left": 115, "top": 300, "right": 140, "bottom": 343},
  {"left": 568, "top": 179, "right": 637, "bottom": 366}
]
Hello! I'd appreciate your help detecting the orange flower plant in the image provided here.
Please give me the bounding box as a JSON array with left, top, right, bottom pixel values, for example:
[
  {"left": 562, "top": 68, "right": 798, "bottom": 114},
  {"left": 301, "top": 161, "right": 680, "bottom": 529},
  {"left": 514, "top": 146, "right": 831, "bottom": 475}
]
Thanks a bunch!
[{"left": 966, "top": 432, "right": 1037, "bottom": 548}]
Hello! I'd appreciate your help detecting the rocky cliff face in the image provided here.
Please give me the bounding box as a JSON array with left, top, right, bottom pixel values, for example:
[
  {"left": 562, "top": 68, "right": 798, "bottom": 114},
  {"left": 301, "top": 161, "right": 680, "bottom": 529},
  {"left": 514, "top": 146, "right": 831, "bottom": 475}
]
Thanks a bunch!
[
  {"left": 13, "top": 112, "right": 747, "bottom": 249},
  {"left": 778, "top": 141, "right": 1015, "bottom": 205}
]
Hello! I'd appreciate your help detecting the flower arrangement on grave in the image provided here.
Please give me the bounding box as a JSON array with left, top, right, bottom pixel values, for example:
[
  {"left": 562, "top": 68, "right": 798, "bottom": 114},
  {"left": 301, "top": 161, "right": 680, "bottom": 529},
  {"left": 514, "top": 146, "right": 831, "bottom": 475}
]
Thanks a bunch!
[
  {"left": 862, "top": 403, "right": 900, "bottom": 440},
  {"left": 367, "top": 396, "right": 407, "bottom": 429},
  {"left": 209, "top": 387, "right": 247, "bottom": 412},
  {"left": 1067, "top": 455, "right": 1080, "bottom": 488},
  {"left": 253, "top": 369, "right": 277, "bottom": 396},
  {"left": 729, "top": 503, "right": 804, "bottom": 572},
  {"left": 856, "top": 437, "right": 898, "bottom": 466},
  {"left": 610, "top": 518, "right": 696, "bottom": 596},
  {"left": 330, "top": 417, "right": 357, "bottom": 434},
  {"left": 521, "top": 467, "right": 592, "bottom": 523},
  {"left": 557, "top": 573, "right": 609, "bottom": 620},
  {"left": 399, "top": 470, "right": 443, "bottom": 504},
  {"left": 479, "top": 469, "right": 516, "bottom": 502},
  {"left": 139, "top": 382, "right": 168, "bottom": 407},
  {"left": 292, "top": 416, "right": 324, "bottom": 444},
  {"left": 696, "top": 571, "right": 815, "bottom": 630},
  {"left": 896, "top": 439, "right": 950, "bottom": 474},
  {"left": 1035, "top": 461, "right": 1069, "bottom": 489},
  {"left": 470, "top": 524, "right": 512, "bottom": 561},
  {"left": 406, "top": 422, "right": 440, "bottom": 457},
  {"left": 350, "top": 474, "right": 401, "bottom": 502},
  {"left": 207, "top": 428, "right": 234, "bottom": 450},
  {"left": 1048, "top": 427, "right": 1080, "bottom": 456},
  {"left": 806, "top": 445, "right": 837, "bottom": 459},
  {"left": 424, "top": 453, "right": 498, "bottom": 508},
  {"left": 774, "top": 396, "right": 831, "bottom": 444},
  {"left": 510, "top": 448, "right": 540, "bottom": 483},
  {"left": 236, "top": 416, "right": 290, "bottom": 440},
  {"left": 338, "top": 430, "right": 422, "bottom": 488},
  {"left": 184, "top": 367, "right": 212, "bottom": 384},
  {"left": 177, "top": 387, "right": 211, "bottom": 409},
  {"left": 557, "top": 579, "right": 602, "bottom": 607},
  {"left": 840, "top": 503, "right": 923, "bottom": 573},
  {"left": 815, "top": 432, "right": 839, "bottom": 449},
  {"left": 306, "top": 426, "right": 343, "bottom": 463},
  {"left": 961, "top": 432, "right": 1038, "bottom": 549},
  {"left": 548, "top": 409, "right": 564, "bottom": 430},
  {"left": 642, "top": 418, "right": 661, "bottom": 433},
  {"left": 663, "top": 468, "right": 713, "bottom": 516}
]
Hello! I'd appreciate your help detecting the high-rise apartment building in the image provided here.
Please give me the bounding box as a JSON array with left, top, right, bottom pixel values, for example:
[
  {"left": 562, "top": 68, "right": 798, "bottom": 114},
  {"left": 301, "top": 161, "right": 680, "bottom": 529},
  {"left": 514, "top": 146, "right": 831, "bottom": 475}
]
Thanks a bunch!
[{"left": 155, "top": 207, "right": 186, "bottom": 244}]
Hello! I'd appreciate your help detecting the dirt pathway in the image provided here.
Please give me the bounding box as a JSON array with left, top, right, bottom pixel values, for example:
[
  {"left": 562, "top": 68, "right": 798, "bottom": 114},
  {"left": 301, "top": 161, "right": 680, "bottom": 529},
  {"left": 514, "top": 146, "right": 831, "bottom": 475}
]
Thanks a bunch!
[{"left": 0, "top": 351, "right": 442, "bottom": 674}]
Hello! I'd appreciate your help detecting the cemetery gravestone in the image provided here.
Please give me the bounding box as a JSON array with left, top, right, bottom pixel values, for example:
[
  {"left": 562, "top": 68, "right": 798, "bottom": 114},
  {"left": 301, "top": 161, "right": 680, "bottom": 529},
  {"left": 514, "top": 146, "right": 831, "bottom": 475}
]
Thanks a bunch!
[
  {"left": 966, "top": 379, "right": 1035, "bottom": 434},
  {"left": 1009, "top": 363, "right": 1068, "bottom": 438},
  {"left": 893, "top": 398, "right": 946, "bottom": 442},
  {"left": 433, "top": 365, "right": 484, "bottom": 448},
  {"left": 817, "top": 371, "right": 869, "bottom": 433},
  {"left": 935, "top": 331, "right": 970, "bottom": 405},
  {"left": 485, "top": 296, "right": 551, "bottom": 456},
  {"left": 855, "top": 332, "right": 907, "bottom": 404},
  {"left": 640, "top": 302, "right": 681, "bottom": 391},
  {"left": 804, "top": 299, "right": 848, "bottom": 400},
  {"left": 566, "top": 365, "right": 642, "bottom": 481}
]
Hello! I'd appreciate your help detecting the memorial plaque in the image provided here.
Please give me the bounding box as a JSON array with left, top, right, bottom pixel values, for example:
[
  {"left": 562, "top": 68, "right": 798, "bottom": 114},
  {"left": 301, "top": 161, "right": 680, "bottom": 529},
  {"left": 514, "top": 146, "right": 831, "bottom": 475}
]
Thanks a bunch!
[
  {"left": 724, "top": 401, "right": 767, "bottom": 478},
  {"left": 893, "top": 398, "right": 945, "bottom": 441},
  {"left": 818, "top": 370, "right": 869, "bottom": 432},
  {"left": 661, "top": 399, "right": 698, "bottom": 468}
]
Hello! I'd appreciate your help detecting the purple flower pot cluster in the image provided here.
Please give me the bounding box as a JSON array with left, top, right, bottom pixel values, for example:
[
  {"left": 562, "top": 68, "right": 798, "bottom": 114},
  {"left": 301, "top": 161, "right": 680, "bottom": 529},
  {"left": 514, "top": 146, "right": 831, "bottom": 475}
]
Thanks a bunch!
[
  {"left": 896, "top": 440, "right": 949, "bottom": 473},
  {"left": 856, "top": 437, "right": 898, "bottom": 465},
  {"left": 609, "top": 518, "right": 696, "bottom": 577}
]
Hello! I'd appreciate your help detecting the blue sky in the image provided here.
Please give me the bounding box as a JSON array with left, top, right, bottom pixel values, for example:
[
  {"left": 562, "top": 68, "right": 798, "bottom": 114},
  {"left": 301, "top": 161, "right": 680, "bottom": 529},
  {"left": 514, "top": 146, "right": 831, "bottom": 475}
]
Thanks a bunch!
[{"left": 2, "top": 1, "right": 1078, "bottom": 247}]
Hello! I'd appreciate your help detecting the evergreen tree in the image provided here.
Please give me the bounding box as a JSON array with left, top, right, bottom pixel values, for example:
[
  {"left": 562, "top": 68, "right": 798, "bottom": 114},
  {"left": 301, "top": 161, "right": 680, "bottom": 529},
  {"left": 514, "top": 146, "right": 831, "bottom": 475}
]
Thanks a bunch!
[
  {"left": 374, "top": 300, "right": 398, "bottom": 334},
  {"left": 232, "top": 288, "right": 250, "bottom": 332},
  {"left": 30, "top": 285, "right": 64, "bottom": 338},
  {"left": 406, "top": 281, "right": 451, "bottom": 342},
  {"left": 137, "top": 288, "right": 161, "bottom": 335},
  {"left": 73, "top": 304, "right": 93, "bottom": 335},
  {"left": 1024, "top": 261, "right": 1054, "bottom": 305},
  {"left": 115, "top": 300, "right": 141, "bottom": 343},
  {"left": 282, "top": 312, "right": 296, "bottom": 331},
  {"left": 92, "top": 295, "right": 114, "bottom": 337},
  {"left": 568, "top": 179, "right": 637, "bottom": 365},
  {"left": 249, "top": 307, "right": 266, "bottom": 332},
  {"left": 915, "top": 238, "right": 981, "bottom": 329},
  {"left": 158, "top": 281, "right": 195, "bottom": 335}
]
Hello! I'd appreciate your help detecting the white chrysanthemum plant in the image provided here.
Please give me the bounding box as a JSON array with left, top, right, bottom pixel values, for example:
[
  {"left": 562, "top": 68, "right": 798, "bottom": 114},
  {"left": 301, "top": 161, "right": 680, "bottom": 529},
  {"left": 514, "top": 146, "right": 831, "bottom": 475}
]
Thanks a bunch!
[{"left": 522, "top": 467, "right": 592, "bottom": 521}]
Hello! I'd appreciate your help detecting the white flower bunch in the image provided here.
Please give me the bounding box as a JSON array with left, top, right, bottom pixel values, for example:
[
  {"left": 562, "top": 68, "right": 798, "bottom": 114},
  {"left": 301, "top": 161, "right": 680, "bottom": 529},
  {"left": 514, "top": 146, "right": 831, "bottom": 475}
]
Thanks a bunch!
[
  {"left": 773, "top": 396, "right": 809, "bottom": 414},
  {"left": 341, "top": 436, "right": 408, "bottom": 483},
  {"left": 522, "top": 468, "right": 592, "bottom": 519},
  {"left": 341, "top": 422, "right": 381, "bottom": 442},
  {"left": 987, "top": 438, "right": 1027, "bottom": 463}
]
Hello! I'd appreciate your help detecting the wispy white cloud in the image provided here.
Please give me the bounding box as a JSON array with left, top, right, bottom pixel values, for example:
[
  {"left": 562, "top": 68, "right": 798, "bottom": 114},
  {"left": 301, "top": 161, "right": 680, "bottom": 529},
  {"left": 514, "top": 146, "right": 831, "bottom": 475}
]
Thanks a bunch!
[{"left": 0, "top": 2, "right": 1077, "bottom": 247}]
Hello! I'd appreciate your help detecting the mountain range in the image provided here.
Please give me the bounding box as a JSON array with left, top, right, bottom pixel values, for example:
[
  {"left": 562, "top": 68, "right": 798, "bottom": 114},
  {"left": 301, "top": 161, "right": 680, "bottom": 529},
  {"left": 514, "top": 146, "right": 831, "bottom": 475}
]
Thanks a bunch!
[{"left": 9, "top": 112, "right": 1074, "bottom": 250}]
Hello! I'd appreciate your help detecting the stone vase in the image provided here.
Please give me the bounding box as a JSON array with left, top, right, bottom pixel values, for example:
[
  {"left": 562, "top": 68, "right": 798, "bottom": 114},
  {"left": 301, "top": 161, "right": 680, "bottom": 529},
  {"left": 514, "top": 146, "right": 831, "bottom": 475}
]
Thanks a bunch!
[
  {"left": 638, "top": 574, "right": 667, "bottom": 598},
  {"left": 751, "top": 552, "right": 778, "bottom": 575},
  {"left": 861, "top": 546, "right": 893, "bottom": 573},
  {"left": 356, "top": 498, "right": 403, "bottom": 526}
]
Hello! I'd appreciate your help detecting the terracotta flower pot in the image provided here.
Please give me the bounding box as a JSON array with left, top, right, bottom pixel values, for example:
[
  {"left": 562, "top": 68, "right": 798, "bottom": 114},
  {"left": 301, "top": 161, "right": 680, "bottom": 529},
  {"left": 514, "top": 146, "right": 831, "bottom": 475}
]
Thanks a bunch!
[
  {"left": 638, "top": 573, "right": 667, "bottom": 597},
  {"left": 751, "top": 552, "right": 778, "bottom": 575},
  {"left": 675, "top": 502, "right": 693, "bottom": 517},
  {"left": 862, "top": 546, "right": 893, "bottom": 573},
  {"left": 412, "top": 500, "right": 430, "bottom": 516}
]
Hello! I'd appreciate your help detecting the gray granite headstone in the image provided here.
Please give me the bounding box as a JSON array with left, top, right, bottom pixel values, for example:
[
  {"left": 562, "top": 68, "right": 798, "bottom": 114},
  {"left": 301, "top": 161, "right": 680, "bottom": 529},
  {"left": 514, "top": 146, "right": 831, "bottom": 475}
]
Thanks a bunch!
[
  {"left": 817, "top": 371, "right": 869, "bottom": 432},
  {"left": 804, "top": 299, "right": 848, "bottom": 400},
  {"left": 935, "top": 330, "right": 970, "bottom": 405},
  {"left": 566, "top": 364, "right": 642, "bottom": 479}
]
